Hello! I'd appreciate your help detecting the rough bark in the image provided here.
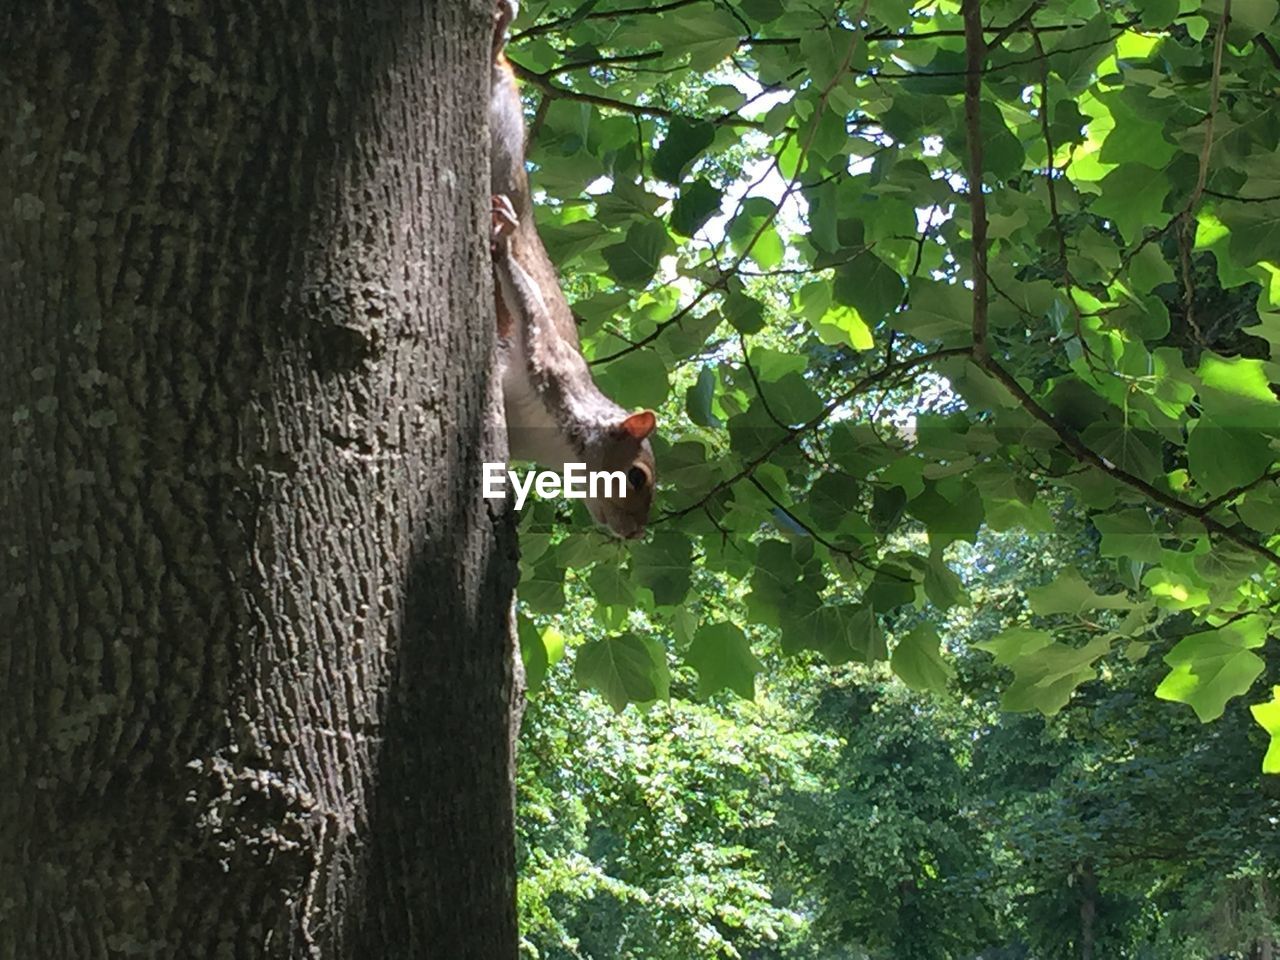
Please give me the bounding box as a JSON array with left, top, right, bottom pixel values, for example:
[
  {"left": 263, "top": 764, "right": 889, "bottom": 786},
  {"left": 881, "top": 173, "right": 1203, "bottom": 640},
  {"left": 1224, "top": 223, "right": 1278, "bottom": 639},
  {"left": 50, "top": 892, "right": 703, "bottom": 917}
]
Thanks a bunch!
[
  {"left": 1077, "top": 860, "right": 1097, "bottom": 960},
  {"left": 0, "top": 1, "right": 520, "bottom": 957}
]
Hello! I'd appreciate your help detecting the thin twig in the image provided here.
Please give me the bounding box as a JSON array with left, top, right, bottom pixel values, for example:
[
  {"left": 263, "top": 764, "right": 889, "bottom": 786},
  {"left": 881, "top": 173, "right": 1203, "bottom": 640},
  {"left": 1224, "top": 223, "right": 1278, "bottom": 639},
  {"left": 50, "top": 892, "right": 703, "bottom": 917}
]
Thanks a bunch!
[
  {"left": 510, "top": 60, "right": 768, "bottom": 129},
  {"left": 963, "top": 0, "right": 990, "bottom": 363},
  {"left": 1180, "top": 0, "right": 1231, "bottom": 343},
  {"left": 657, "top": 347, "right": 972, "bottom": 522}
]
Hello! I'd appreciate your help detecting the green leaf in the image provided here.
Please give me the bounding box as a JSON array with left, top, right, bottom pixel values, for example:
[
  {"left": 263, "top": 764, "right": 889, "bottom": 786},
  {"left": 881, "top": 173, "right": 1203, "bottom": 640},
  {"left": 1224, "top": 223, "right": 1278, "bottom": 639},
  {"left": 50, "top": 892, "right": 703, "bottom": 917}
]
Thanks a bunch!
[
  {"left": 1027, "top": 567, "right": 1131, "bottom": 615},
  {"left": 865, "top": 563, "right": 918, "bottom": 612},
  {"left": 1127, "top": 240, "right": 1176, "bottom": 294},
  {"left": 924, "top": 552, "right": 968, "bottom": 611},
  {"left": 975, "top": 101, "right": 1025, "bottom": 181},
  {"left": 748, "top": 540, "right": 819, "bottom": 628},
  {"left": 630, "top": 531, "right": 693, "bottom": 606},
  {"left": 685, "top": 622, "right": 762, "bottom": 699},
  {"left": 686, "top": 366, "right": 720, "bottom": 427},
  {"left": 602, "top": 219, "right": 671, "bottom": 287},
  {"left": 1093, "top": 509, "right": 1162, "bottom": 564},
  {"left": 727, "top": 197, "right": 784, "bottom": 269},
  {"left": 1091, "top": 164, "right": 1172, "bottom": 244},
  {"left": 845, "top": 604, "right": 888, "bottom": 663},
  {"left": 521, "top": 560, "right": 567, "bottom": 614},
  {"left": 575, "top": 633, "right": 670, "bottom": 712},
  {"left": 595, "top": 350, "right": 669, "bottom": 410},
  {"left": 1001, "top": 636, "right": 1113, "bottom": 715},
  {"left": 890, "top": 625, "right": 955, "bottom": 694},
  {"left": 1097, "top": 93, "right": 1176, "bottom": 169},
  {"left": 812, "top": 304, "right": 874, "bottom": 350},
  {"left": 1156, "top": 617, "right": 1267, "bottom": 721},
  {"left": 1229, "top": 0, "right": 1279, "bottom": 37},
  {"left": 833, "top": 253, "right": 905, "bottom": 327},
  {"left": 723, "top": 289, "right": 766, "bottom": 334},
  {"left": 1187, "top": 415, "right": 1276, "bottom": 496},
  {"left": 1079, "top": 421, "right": 1162, "bottom": 480},
  {"left": 1250, "top": 685, "right": 1280, "bottom": 774},
  {"left": 594, "top": 180, "right": 664, "bottom": 225},
  {"left": 590, "top": 564, "right": 638, "bottom": 607},
  {"left": 892, "top": 279, "right": 971, "bottom": 344},
  {"left": 1046, "top": 16, "right": 1116, "bottom": 93},
  {"left": 907, "top": 481, "right": 983, "bottom": 549},
  {"left": 660, "top": 7, "right": 742, "bottom": 70},
  {"left": 1135, "top": 0, "right": 1178, "bottom": 28},
  {"left": 653, "top": 117, "right": 716, "bottom": 184},
  {"left": 974, "top": 626, "right": 1054, "bottom": 667},
  {"left": 761, "top": 372, "right": 824, "bottom": 424},
  {"left": 670, "top": 178, "right": 723, "bottom": 236},
  {"left": 518, "top": 616, "right": 549, "bottom": 695}
]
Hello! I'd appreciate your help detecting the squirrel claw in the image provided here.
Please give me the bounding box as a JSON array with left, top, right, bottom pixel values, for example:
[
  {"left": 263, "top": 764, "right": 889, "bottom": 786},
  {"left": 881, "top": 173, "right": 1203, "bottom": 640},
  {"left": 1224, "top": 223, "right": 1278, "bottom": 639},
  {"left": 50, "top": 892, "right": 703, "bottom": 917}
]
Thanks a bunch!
[{"left": 491, "top": 194, "right": 519, "bottom": 249}]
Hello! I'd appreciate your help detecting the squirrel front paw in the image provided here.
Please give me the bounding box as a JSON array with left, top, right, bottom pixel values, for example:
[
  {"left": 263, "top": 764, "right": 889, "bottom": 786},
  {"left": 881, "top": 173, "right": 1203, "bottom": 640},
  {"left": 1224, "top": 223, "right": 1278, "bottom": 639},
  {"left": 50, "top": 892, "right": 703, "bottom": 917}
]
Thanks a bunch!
[
  {"left": 491, "top": 194, "right": 519, "bottom": 251},
  {"left": 492, "top": 0, "right": 518, "bottom": 57}
]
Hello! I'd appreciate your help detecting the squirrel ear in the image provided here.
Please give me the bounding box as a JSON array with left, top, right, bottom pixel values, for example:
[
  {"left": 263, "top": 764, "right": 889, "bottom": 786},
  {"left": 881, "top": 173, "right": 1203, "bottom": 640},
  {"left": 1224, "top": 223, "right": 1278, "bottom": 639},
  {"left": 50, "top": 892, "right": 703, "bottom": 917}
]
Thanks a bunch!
[{"left": 619, "top": 410, "right": 656, "bottom": 441}]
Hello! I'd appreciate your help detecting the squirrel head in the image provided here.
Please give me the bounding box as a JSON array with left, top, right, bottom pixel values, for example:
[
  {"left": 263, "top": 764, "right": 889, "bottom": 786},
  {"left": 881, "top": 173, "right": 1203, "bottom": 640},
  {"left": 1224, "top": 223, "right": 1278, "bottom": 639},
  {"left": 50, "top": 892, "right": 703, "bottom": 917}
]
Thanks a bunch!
[{"left": 581, "top": 410, "right": 657, "bottom": 540}]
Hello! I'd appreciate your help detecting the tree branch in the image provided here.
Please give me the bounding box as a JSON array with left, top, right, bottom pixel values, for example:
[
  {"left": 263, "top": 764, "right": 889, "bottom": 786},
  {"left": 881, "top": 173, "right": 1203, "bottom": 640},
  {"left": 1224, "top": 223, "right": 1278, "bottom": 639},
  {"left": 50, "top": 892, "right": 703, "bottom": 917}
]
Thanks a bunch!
[
  {"left": 657, "top": 347, "right": 972, "bottom": 523},
  {"left": 963, "top": 0, "right": 990, "bottom": 363},
  {"left": 509, "top": 60, "right": 768, "bottom": 129}
]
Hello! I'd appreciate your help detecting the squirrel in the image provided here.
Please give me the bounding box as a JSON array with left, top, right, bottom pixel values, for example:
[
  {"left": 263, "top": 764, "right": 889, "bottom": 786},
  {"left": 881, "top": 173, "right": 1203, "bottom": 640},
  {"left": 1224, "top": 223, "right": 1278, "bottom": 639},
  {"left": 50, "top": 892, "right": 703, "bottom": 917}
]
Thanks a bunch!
[{"left": 488, "top": 0, "right": 657, "bottom": 540}]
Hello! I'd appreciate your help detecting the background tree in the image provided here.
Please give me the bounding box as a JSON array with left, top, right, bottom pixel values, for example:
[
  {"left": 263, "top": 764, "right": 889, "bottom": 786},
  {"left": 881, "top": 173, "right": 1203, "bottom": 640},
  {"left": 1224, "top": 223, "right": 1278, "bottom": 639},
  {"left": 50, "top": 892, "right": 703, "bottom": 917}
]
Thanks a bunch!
[{"left": 1, "top": 2, "right": 521, "bottom": 957}]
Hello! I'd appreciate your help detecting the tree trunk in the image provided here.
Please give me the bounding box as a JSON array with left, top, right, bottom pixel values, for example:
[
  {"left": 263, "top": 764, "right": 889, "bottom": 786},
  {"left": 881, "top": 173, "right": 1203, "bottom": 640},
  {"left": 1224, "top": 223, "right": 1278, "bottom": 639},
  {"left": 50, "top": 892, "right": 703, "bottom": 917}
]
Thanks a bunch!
[
  {"left": 1078, "top": 860, "right": 1097, "bottom": 960},
  {"left": 0, "top": 2, "right": 520, "bottom": 957}
]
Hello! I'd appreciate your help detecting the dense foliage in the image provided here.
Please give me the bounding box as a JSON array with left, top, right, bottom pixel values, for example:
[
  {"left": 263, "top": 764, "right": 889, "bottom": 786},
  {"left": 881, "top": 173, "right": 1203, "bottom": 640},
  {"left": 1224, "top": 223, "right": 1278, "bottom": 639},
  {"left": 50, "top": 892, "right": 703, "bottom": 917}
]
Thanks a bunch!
[{"left": 504, "top": 0, "right": 1280, "bottom": 953}]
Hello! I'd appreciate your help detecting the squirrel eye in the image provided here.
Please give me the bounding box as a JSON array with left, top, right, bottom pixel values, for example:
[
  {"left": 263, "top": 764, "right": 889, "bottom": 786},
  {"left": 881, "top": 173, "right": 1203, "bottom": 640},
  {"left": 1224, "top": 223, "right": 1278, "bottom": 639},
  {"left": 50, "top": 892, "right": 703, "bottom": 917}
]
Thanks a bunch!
[{"left": 627, "top": 466, "right": 649, "bottom": 490}]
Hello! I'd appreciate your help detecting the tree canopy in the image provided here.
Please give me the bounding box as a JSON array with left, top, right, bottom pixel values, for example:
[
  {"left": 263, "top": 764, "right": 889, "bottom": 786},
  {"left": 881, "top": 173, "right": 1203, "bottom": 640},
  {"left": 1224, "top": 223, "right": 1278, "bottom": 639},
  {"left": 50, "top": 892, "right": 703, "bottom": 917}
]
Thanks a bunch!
[{"left": 506, "top": 0, "right": 1280, "bottom": 770}]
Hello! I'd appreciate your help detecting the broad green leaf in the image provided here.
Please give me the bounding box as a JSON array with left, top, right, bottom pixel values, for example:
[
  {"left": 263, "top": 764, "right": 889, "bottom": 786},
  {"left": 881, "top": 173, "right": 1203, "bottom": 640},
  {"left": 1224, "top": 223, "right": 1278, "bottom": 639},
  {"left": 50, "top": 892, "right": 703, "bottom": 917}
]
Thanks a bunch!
[
  {"left": 1229, "top": 0, "right": 1279, "bottom": 37},
  {"left": 685, "top": 622, "right": 762, "bottom": 699},
  {"left": 1250, "top": 685, "right": 1280, "bottom": 774},
  {"left": 748, "top": 541, "right": 824, "bottom": 630},
  {"left": 833, "top": 253, "right": 905, "bottom": 327},
  {"left": 1027, "top": 567, "right": 1132, "bottom": 615},
  {"left": 686, "top": 366, "right": 720, "bottom": 427},
  {"left": 575, "top": 633, "right": 670, "bottom": 712},
  {"left": 661, "top": 7, "right": 742, "bottom": 70},
  {"left": 601, "top": 219, "right": 671, "bottom": 287},
  {"left": 1156, "top": 617, "right": 1267, "bottom": 721},
  {"left": 724, "top": 289, "right": 767, "bottom": 334},
  {"left": 974, "top": 627, "right": 1054, "bottom": 667},
  {"left": 595, "top": 350, "right": 669, "bottom": 410},
  {"left": 631, "top": 531, "right": 693, "bottom": 606},
  {"left": 1218, "top": 199, "right": 1280, "bottom": 268},
  {"left": 907, "top": 481, "right": 983, "bottom": 549},
  {"left": 924, "top": 552, "right": 968, "bottom": 610},
  {"left": 890, "top": 625, "right": 955, "bottom": 694},
  {"left": 1187, "top": 415, "right": 1276, "bottom": 496},
  {"left": 892, "top": 279, "right": 971, "bottom": 344},
  {"left": 1001, "top": 636, "right": 1114, "bottom": 715},
  {"left": 1091, "top": 164, "right": 1172, "bottom": 244},
  {"left": 1128, "top": 242, "right": 1177, "bottom": 295},
  {"left": 1135, "top": 0, "right": 1178, "bottom": 27},
  {"left": 1079, "top": 422, "right": 1162, "bottom": 480},
  {"left": 842, "top": 604, "right": 888, "bottom": 663},
  {"left": 1093, "top": 509, "right": 1162, "bottom": 563},
  {"left": 761, "top": 372, "right": 824, "bottom": 425},
  {"left": 521, "top": 560, "right": 567, "bottom": 614},
  {"left": 653, "top": 118, "right": 716, "bottom": 184},
  {"left": 812, "top": 304, "right": 874, "bottom": 350},
  {"left": 518, "top": 616, "right": 548, "bottom": 695},
  {"left": 670, "top": 178, "right": 723, "bottom": 236},
  {"left": 590, "top": 564, "right": 637, "bottom": 607},
  {"left": 727, "top": 197, "right": 784, "bottom": 269}
]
